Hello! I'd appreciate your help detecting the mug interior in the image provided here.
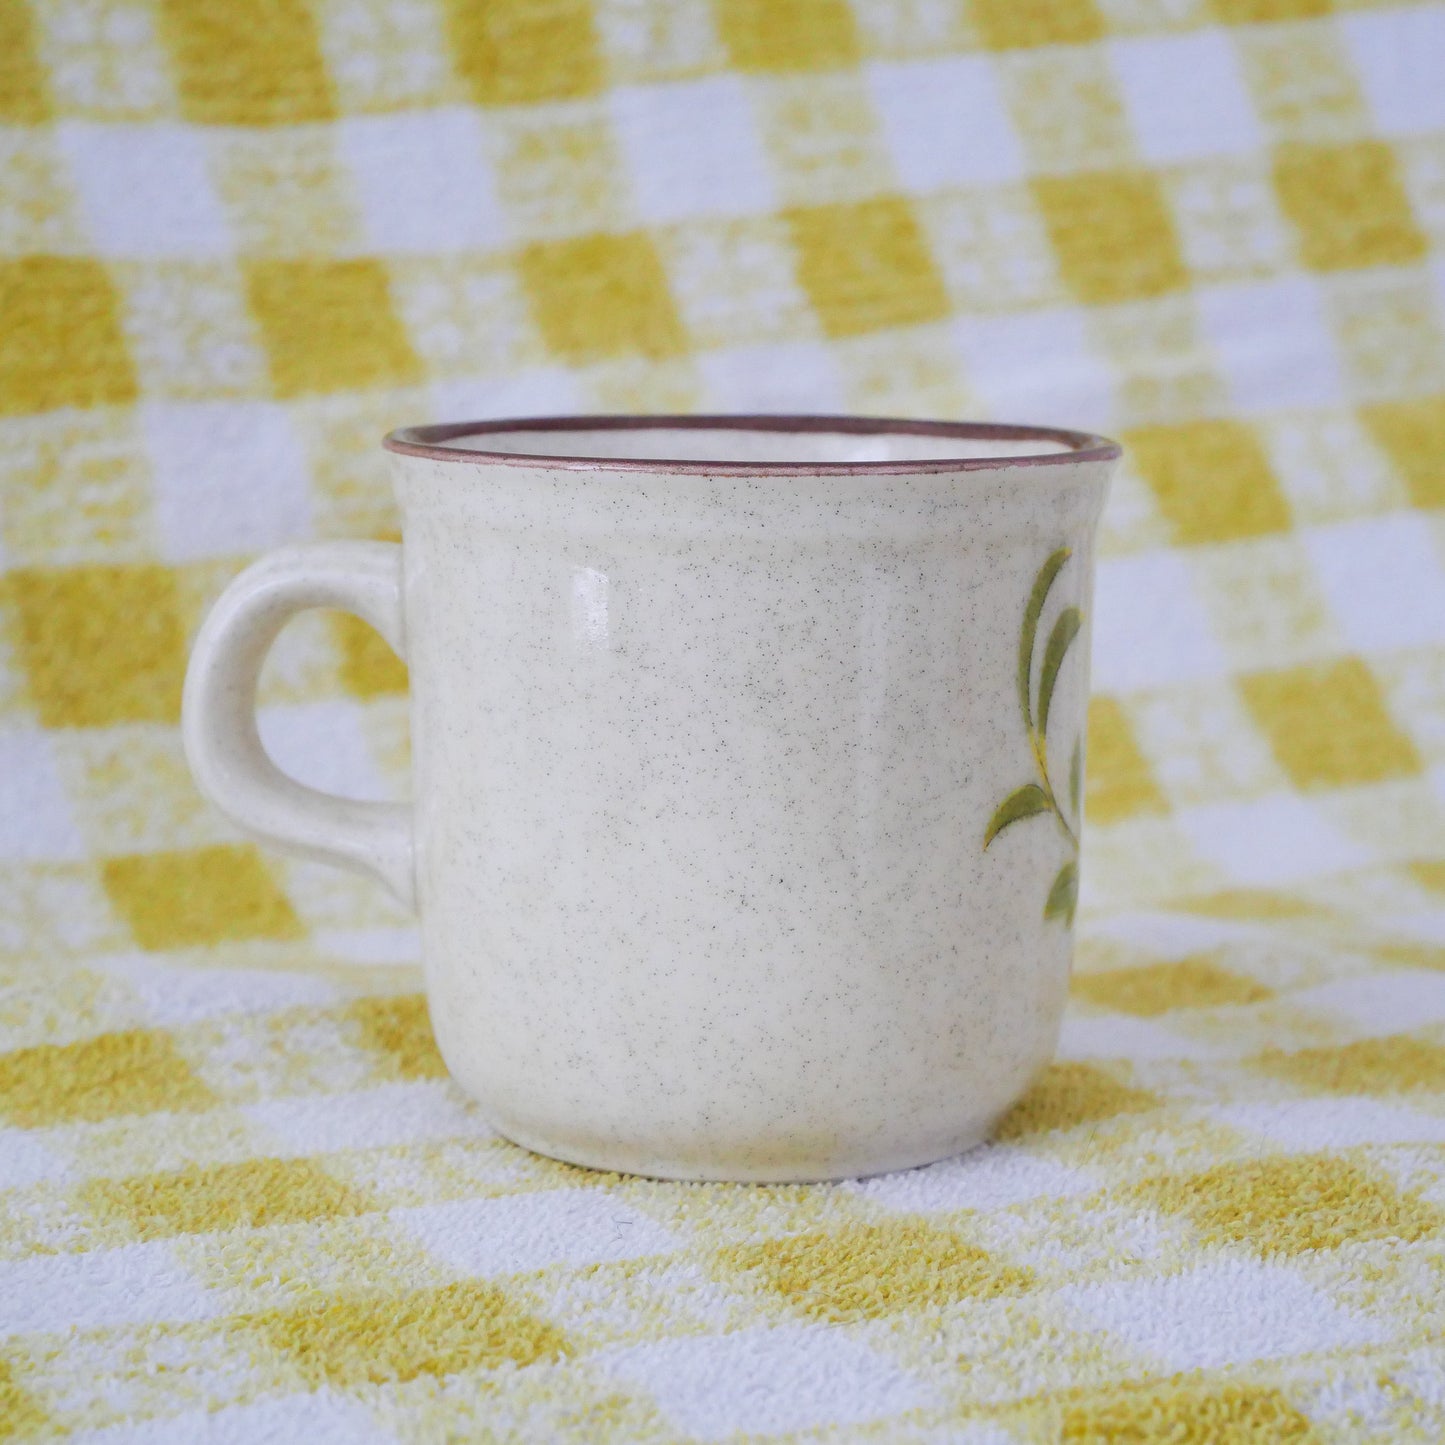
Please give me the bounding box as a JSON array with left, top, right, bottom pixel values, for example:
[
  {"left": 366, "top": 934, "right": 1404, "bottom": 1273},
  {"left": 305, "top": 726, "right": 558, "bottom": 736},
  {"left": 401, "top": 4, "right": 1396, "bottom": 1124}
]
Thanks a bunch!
[{"left": 384, "top": 415, "right": 1120, "bottom": 474}]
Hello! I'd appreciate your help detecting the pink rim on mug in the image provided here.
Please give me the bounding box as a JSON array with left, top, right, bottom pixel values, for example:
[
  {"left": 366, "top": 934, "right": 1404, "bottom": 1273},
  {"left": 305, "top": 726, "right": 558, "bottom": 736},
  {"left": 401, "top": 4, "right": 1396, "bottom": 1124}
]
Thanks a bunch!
[{"left": 383, "top": 413, "right": 1122, "bottom": 475}]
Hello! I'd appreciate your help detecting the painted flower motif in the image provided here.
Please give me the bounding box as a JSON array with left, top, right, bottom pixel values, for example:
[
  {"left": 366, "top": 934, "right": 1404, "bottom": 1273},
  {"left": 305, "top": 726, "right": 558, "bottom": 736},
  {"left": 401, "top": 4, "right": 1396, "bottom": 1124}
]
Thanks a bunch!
[{"left": 984, "top": 547, "right": 1084, "bottom": 925}]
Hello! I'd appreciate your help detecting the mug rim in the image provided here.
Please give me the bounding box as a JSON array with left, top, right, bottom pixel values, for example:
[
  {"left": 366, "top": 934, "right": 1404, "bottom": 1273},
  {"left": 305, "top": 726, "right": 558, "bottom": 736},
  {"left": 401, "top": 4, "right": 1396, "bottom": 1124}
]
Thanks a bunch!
[{"left": 382, "top": 413, "right": 1121, "bottom": 476}]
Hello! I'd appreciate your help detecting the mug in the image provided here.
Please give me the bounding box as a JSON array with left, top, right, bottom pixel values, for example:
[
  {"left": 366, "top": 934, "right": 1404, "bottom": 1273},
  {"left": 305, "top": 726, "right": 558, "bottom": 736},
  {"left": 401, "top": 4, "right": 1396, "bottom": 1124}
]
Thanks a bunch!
[{"left": 183, "top": 415, "right": 1119, "bottom": 1182}]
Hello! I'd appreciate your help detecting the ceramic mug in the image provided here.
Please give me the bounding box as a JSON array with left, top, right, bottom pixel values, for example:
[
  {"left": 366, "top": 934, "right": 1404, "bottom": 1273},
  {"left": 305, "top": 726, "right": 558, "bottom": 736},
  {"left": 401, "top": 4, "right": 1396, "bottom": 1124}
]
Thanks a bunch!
[{"left": 183, "top": 415, "right": 1119, "bottom": 1182}]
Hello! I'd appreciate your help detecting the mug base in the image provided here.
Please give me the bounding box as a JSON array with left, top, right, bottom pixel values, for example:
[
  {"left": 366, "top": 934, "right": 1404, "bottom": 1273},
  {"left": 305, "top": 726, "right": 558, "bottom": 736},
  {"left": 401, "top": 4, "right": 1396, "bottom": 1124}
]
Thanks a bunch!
[{"left": 487, "top": 1117, "right": 1001, "bottom": 1184}]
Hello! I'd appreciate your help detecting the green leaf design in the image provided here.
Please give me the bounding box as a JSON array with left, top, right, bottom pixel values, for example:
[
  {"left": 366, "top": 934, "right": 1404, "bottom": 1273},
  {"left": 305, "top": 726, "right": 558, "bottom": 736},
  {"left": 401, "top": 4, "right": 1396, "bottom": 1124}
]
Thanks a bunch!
[
  {"left": 983, "top": 783, "right": 1050, "bottom": 849},
  {"left": 1036, "top": 606, "right": 1082, "bottom": 744},
  {"left": 986, "top": 543, "right": 1088, "bottom": 920},
  {"left": 1044, "top": 859, "right": 1078, "bottom": 925},
  {"left": 1017, "top": 548, "right": 1071, "bottom": 731}
]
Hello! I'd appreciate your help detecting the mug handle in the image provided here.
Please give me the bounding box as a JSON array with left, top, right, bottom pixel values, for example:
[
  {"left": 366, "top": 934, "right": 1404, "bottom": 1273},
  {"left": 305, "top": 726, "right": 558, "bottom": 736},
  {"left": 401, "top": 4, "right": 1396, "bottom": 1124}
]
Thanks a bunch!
[{"left": 181, "top": 541, "right": 415, "bottom": 910}]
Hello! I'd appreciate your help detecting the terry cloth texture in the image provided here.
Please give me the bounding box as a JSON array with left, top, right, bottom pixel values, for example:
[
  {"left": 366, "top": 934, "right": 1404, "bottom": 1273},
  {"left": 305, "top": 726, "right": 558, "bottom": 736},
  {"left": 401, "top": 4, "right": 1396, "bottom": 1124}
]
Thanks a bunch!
[{"left": 3, "top": 0, "right": 1445, "bottom": 1440}]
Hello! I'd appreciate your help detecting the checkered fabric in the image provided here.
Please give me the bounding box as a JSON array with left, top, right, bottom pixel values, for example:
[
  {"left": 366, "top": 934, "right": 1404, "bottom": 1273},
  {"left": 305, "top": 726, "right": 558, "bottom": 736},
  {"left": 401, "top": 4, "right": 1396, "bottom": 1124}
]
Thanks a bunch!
[{"left": 2, "top": 0, "right": 1444, "bottom": 1439}]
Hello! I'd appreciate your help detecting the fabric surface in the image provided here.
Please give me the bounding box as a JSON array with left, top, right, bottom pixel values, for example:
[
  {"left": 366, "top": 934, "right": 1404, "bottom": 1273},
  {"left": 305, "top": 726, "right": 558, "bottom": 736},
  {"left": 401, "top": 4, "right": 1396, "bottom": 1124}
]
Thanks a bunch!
[{"left": 3, "top": 0, "right": 1445, "bottom": 1438}]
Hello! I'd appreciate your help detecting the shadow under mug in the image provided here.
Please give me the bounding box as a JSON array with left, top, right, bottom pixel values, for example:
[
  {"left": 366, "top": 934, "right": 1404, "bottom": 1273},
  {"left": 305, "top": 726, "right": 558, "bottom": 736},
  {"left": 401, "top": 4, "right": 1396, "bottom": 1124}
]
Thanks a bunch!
[{"left": 183, "top": 415, "right": 1119, "bottom": 1182}]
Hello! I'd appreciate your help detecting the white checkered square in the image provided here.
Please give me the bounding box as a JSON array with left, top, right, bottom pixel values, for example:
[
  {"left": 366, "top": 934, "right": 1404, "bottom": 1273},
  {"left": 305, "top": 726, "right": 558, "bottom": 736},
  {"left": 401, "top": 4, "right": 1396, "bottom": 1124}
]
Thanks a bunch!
[
  {"left": 599, "top": 1326, "right": 937, "bottom": 1440},
  {"left": 1306, "top": 513, "right": 1445, "bottom": 656},
  {"left": 1340, "top": 6, "right": 1445, "bottom": 139},
  {"left": 1060, "top": 1260, "right": 1387, "bottom": 1370},
  {"left": 697, "top": 340, "right": 846, "bottom": 410},
  {"left": 1093, "top": 551, "right": 1231, "bottom": 693},
  {"left": 337, "top": 109, "right": 507, "bottom": 253},
  {"left": 429, "top": 367, "right": 585, "bottom": 422},
  {"left": 58, "top": 122, "right": 231, "bottom": 258},
  {"left": 866, "top": 56, "right": 1026, "bottom": 191},
  {"left": 79, "top": 1393, "right": 399, "bottom": 1445},
  {"left": 1111, "top": 31, "right": 1263, "bottom": 163},
  {"left": 1180, "top": 793, "right": 1371, "bottom": 886},
  {"left": 143, "top": 401, "right": 314, "bottom": 559},
  {"left": 855, "top": 1145, "right": 1096, "bottom": 1213},
  {"left": 0, "top": 729, "right": 87, "bottom": 861},
  {"left": 953, "top": 307, "right": 1114, "bottom": 430},
  {"left": 611, "top": 76, "right": 777, "bottom": 223},
  {"left": 256, "top": 700, "right": 390, "bottom": 805},
  {"left": 398, "top": 1190, "right": 679, "bottom": 1277},
  {"left": 1196, "top": 277, "right": 1346, "bottom": 413},
  {"left": 0, "top": 1241, "right": 228, "bottom": 1334}
]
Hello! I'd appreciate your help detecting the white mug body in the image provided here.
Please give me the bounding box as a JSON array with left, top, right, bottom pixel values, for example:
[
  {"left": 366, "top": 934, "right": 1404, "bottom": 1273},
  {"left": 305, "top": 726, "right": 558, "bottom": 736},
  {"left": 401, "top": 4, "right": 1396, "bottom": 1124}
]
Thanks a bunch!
[{"left": 184, "top": 417, "right": 1117, "bottom": 1182}]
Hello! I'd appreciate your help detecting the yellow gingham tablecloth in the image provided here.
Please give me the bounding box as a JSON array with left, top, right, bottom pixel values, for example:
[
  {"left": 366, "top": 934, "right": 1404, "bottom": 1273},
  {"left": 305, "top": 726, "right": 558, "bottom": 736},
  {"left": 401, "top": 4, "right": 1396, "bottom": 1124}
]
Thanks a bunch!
[{"left": 3, "top": 0, "right": 1445, "bottom": 1439}]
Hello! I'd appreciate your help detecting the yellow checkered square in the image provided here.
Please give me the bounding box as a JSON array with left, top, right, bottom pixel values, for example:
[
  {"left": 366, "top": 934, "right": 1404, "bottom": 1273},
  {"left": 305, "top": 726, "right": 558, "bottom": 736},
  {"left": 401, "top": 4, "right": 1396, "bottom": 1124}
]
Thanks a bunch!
[
  {"left": 1273, "top": 141, "right": 1428, "bottom": 272},
  {"left": 87, "top": 1158, "right": 372, "bottom": 1240},
  {"left": 1034, "top": 172, "right": 1189, "bottom": 304},
  {"left": 720, "top": 1221, "right": 1032, "bottom": 1322},
  {"left": 4, "top": 564, "right": 186, "bottom": 728},
  {"left": 1085, "top": 696, "right": 1170, "bottom": 824},
  {"left": 449, "top": 0, "right": 604, "bottom": 105},
  {"left": 1362, "top": 396, "right": 1445, "bottom": 509},
  {"left": 1126, "top": 420, "right": 1290, "bottom": 545},
  {"left": 996, "top": 1061, "right": 1157, "bottom": 1140},
  {"left": 260, "top": 1281, "right": 568, "bottom": 1387},
  {"left": 1260, "top": 1034, "right": 1445, "bottom": 1094},
  {"left": 1130, "top": 1154, "right": 1440, "bottom": 1254},
  {"left": 0, "top": 259, "right": 136, "bottom": 417},
  {"left": 246, "top": 261, "right": 422, "bottom": 397},
  {"left": 1240, "top": 657, "right": 1422, "bottom": 791},
  {"left": 1074, "top": 955, "right": 1273, "bottom": 1015},
  {"left": 1213, "top": 0, "right": 1329, "bottom": 22},
  {"left": 1062, "top": 1383, "right": 1315, "bottom": 1441},
  {"left": 715, "top": 0, "right": 861, "bottom": 72},
  {"left": 786, "top": 197, "right": 949, "bottom": 338},
  {"left": 103, "top": 844, "right": 304, "bottom": 949},
  {"left": 0, "top": 1028, "right": 214, "bottom": 1128},
  {"left": 332, "top": 613, "right": 408, "bottom": 698},
  {"left": 158, "top": 0, "right": 336, "bottom": 124},
  {"left": 0, "top": 1362, "right": 49, "bottom": 1439},
  {"left": 349, "top": 994, "right": 447, "bottom": 1080},
  {"left": 971, "top": 0, "right": 1104, "bottom": 49},
  {"left": 0, "top": 2, "right": 49, "bottom": 123},
  {"left": 519, "top": 232, "right": 686, "bottom": 361}
]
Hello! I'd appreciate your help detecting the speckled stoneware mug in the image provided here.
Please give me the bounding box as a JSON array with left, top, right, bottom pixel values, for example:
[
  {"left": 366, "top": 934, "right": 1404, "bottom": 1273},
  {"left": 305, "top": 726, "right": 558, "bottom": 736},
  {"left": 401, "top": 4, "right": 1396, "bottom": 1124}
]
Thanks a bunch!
[{"left": 184, "top": 415, "right": 1119, "bottom": 1182}]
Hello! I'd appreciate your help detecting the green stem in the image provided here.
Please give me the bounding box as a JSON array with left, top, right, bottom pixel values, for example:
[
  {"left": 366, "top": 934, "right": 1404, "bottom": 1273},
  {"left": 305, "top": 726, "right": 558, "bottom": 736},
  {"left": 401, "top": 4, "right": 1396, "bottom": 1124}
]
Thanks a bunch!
[{"left": 1030, "top": 729, "right": 1078, "bottom": 852}]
